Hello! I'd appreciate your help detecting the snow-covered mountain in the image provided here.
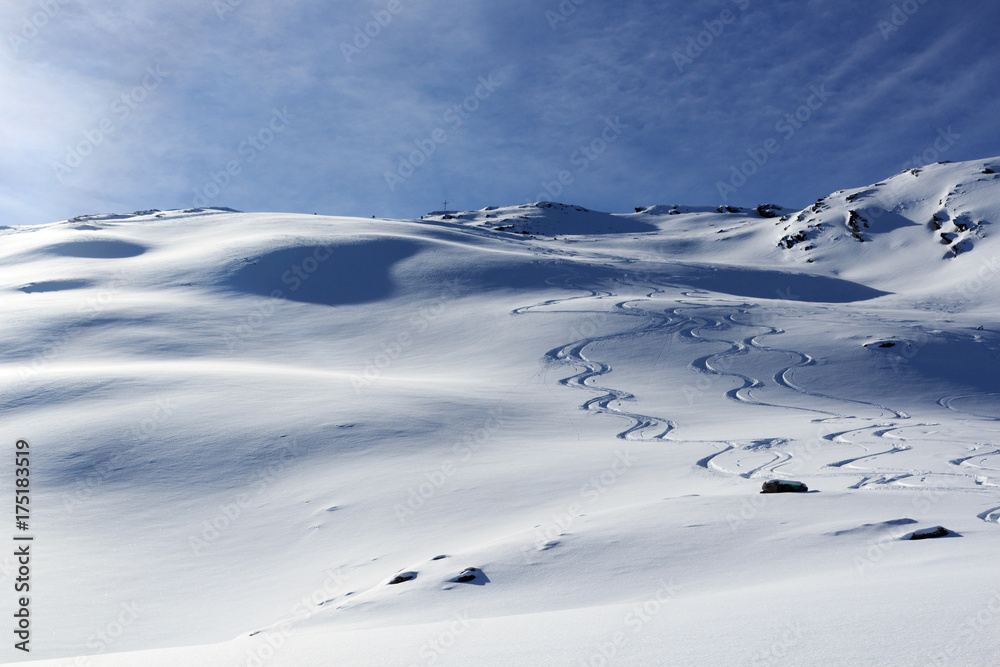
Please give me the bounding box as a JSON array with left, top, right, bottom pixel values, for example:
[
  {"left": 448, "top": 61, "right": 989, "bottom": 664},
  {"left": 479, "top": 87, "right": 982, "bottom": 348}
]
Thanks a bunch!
[
  {"left": 775, "top": 158, "right": 1000, "bottom": 282},
  {"left": 3, "top": 158, "right": 999, "bottom": 666}
]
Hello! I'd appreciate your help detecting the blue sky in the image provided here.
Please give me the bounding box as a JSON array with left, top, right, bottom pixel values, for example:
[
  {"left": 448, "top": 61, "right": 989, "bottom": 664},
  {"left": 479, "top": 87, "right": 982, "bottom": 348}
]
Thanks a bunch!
[{"left": 3, "top": 0, "right": 1000, "bottom": 225}]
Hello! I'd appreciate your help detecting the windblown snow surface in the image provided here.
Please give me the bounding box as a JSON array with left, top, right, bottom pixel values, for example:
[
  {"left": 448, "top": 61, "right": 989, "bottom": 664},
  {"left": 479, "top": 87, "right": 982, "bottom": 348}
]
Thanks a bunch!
[{"left": 3, "top": 159, "right": 1000, "bottom": 666}]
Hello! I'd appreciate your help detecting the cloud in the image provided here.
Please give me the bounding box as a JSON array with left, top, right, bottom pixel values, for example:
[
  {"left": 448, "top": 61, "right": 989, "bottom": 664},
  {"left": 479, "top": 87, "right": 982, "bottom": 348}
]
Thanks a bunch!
[{"left": 2, "top": 0, "right": 1000, "bottom": 224}]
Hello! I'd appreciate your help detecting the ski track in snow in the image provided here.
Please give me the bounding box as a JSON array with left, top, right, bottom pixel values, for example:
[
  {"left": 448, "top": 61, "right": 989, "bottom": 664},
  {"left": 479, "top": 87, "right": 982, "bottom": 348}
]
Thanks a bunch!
[
  {"left": 977, "top": 505, "right": 1000, "bottom": 523},
  {"left": 515, "top": 269, "right": 1000, "bottom": 519},
  {"left": 517, "top": 272, "right": 906, "bottom": 442},
  {"left": 938, "top": 393, "right": 1000, "bottom": 420},
  {"left": 949, "top": 445, "right": 1000, "bottom": 469}
]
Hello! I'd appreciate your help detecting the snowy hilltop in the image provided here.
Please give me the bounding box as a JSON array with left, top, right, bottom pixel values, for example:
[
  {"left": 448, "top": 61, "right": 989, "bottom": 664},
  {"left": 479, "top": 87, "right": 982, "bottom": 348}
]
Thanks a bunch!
[{"left": 2, "top": 157, "right": 999, "bottom": 666}]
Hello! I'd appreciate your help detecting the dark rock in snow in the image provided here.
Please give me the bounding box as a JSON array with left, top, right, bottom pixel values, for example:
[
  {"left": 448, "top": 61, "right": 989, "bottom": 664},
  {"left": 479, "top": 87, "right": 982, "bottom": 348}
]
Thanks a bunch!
[
  {"left": 756, "top": 204, "right": 782, "bottom": 218},
  {"left": 388, "top": 571, "right": 417, "bottom": 585},
  {"left": 779, "top": 230, "right": 809, "bottom": 249},
  {"left": 847, "top": 210, "right": 867, "bottom": 241},
  {"left": 906, "top": 526, "right": 951, "bottom": 540},
  {"left": 452, "top": 567, "right": 481, "bottom": 583},
  {"left": 864, "top": 339, "right": 894, "bottom": 349},
  {"left": 761, "top": 479, "right": 808, "bottom": 493},
  {"left": 448, "top": 567, "right": 490, "bottom": 586}
]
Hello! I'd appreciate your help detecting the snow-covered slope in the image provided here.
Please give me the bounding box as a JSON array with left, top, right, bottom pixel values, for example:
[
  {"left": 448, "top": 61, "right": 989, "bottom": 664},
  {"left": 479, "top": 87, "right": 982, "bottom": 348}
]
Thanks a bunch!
[
  {"left": 3, "top": 158, "right": 1000, "bottom": 666},
  {"left": 774, "top": 158, "right": 1000, "bottom": 290}
]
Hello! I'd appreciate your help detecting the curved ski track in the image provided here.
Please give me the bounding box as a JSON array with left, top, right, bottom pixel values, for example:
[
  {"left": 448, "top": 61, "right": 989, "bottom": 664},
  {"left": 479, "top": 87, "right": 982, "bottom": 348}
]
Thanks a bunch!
[{"left": 514, "top": 267, "right": 1000, "bottom": 522}]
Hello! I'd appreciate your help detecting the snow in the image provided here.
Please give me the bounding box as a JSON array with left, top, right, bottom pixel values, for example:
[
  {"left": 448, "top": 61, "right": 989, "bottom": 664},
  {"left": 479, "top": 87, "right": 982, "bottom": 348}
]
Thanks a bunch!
[{"left": 3, "top": 158, "right": 1000, "bottom": 665}]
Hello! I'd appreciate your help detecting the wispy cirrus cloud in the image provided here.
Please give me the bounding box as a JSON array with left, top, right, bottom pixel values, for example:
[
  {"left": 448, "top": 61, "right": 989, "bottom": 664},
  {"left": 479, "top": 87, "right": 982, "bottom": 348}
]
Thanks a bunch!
[{"left": 2, "top": 0, "right": 999, "bottom": 225}]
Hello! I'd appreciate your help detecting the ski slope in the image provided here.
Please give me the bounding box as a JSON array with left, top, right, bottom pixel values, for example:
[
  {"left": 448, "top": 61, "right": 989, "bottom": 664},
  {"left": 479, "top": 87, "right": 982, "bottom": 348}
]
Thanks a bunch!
[{"left": 2, "top": 158, "right": 999, "bottom": 665}]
